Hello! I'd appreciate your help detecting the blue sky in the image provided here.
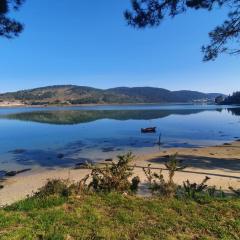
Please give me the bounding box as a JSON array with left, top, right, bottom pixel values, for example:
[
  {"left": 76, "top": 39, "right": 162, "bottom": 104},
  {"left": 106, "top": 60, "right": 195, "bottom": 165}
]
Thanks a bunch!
[{"left": 0, "top": 0, "right": 239, "bottom": 94}]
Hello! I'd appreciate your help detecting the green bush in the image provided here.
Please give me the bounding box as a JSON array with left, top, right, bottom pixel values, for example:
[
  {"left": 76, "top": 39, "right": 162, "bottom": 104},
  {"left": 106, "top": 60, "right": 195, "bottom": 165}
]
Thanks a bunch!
[
  {"left": 35, "top": 179, "right": 74, "bottom": 198},
  {"left": 88, "top": 152, "right": 140, "bottom": 193},
  {"left": 182, "top": 176, "right": 211, "bottom": 199},
  {"left": 143, "top": 153, "right": 185, "bottom": 197}
]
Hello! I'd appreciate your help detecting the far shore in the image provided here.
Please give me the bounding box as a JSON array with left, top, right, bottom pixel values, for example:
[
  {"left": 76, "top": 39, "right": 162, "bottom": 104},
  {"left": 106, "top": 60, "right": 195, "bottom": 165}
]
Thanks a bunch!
[
  {"left": 0, "top": 141, "right": 239, "bottom": 206},
  {"left": 0, "top": 101, "right": 226, "bottom": 109}
]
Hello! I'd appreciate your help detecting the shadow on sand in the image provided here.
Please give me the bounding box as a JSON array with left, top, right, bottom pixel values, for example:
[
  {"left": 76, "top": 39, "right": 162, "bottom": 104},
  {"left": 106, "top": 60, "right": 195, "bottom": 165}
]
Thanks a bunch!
[{"left": 147, "top": 154, "right": 240, "bottom": 179}]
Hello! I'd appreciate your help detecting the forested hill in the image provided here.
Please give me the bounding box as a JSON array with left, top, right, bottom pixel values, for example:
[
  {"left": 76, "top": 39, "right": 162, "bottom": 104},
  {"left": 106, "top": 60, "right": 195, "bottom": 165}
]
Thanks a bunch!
[
  {"left": 220, "top": 92, "right": 240, "bottom": 105},
  {"left": 0, "top": 85, "right": 223, "bottom": 105}
]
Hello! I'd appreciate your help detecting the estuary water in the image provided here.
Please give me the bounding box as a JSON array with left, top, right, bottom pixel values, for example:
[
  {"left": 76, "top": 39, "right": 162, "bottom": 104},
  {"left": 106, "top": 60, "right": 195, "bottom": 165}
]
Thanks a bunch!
[{"left": 0, "top": 104, "right": 239, "bottom": 171}]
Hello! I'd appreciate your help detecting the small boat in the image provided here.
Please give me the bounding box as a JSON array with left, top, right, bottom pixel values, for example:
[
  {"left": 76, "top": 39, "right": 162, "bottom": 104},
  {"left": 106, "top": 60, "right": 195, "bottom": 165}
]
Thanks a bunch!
[{"left": 141, "top": 127, "right": 157, "bottom": 133}]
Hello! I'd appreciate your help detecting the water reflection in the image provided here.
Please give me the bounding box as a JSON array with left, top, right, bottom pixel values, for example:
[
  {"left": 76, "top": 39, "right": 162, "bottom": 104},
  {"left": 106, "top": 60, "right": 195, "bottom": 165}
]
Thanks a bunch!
[
  {"left": 0, "top": 106, "right": 239, "bottom": 171},
  {"left": 227, "top": 107, "right": 240, "bottom": 116},
  {"left": 0, "top": 108, "right": 230, "bottom": 125}
]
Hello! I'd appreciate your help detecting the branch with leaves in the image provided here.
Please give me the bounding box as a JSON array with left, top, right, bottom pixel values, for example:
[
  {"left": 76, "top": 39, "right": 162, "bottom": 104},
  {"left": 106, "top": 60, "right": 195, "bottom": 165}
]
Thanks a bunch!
[
  {"left": 125, "top": 0, "right": 240, "bottom": 60},
  {"left": 0, "top": 0, "right": 24, "bottom": 38}
]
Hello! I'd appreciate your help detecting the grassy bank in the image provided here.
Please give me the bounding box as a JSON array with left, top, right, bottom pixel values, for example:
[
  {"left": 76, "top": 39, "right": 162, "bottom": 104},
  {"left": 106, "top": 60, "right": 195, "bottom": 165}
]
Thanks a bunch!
[{"left": 0, "top": 193, "right": 239, "bottom": 240}]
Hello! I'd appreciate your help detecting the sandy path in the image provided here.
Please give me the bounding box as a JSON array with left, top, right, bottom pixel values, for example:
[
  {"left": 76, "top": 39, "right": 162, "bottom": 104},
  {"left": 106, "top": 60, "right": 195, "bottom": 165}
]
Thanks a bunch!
[{"left": 0, "top": 141, "right": 240, "bottom": 206}]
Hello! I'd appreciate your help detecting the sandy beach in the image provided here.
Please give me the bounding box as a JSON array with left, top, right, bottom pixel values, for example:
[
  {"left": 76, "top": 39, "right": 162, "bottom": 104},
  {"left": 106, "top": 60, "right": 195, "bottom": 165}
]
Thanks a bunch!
[{"left": 0, "top": 141, "right": 240, "bottom": 206}]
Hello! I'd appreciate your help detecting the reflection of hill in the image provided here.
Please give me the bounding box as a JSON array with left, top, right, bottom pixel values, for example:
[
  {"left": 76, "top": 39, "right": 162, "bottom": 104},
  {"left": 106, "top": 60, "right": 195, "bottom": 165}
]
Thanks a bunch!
[{"left": 1, "top": 109, "right": 211, "bottom": 125}]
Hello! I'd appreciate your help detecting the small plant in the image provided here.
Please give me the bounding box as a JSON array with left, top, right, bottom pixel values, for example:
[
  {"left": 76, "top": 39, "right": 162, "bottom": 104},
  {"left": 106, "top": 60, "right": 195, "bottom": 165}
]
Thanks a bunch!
[
  {"left": 130, "top": 176, "right": 140, "bottom": 193},
  {"left": 75, "top": 174, "right": 90, "bottom": 194},
  {"left": 143, "top": 153, "right": 185, "bottom": 197},
  {"left": 164, "top": 153, "right": 186, "bottom": 184},
  {"left": 88, "top": 152, "right": 140, "bottom": 193},
  {"left": 182, "top": 176, "right": 211, "bottom": 199},
  {"left": 35, "top": 179, "right": 74, "bottom": 198}
]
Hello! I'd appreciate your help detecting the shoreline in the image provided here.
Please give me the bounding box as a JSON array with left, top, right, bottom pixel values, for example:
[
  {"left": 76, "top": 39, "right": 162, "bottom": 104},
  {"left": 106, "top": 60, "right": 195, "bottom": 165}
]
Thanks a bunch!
[
  {"left": 0, "top": 102, "right": 226, "bottom": 109},
  {"left": 0, "top": 141, "right": 239, "bottom": 206}
]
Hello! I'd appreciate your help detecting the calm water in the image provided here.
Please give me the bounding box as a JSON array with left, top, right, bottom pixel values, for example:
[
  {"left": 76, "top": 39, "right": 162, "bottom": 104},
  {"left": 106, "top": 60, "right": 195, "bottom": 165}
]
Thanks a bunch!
[{"left": 0, "top": 104, "right": 239, "bottom": 171}]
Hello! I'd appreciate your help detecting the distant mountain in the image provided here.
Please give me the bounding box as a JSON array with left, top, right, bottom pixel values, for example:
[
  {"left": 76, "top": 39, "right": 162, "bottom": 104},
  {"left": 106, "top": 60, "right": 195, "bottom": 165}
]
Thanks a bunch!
[{"left": 0, "top": 85, "right": 223, "bottom": 105}]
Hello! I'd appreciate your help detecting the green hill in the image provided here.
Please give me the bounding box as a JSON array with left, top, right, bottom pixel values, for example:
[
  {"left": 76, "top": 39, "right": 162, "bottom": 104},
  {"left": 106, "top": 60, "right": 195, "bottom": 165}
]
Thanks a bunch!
[{"left": 0, "top": 85, "right": 223, "bottom": 105}]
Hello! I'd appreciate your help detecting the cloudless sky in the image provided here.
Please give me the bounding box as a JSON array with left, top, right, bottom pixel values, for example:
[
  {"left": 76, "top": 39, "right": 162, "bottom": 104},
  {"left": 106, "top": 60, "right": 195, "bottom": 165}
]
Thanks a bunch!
[{"left": 0, "top": 0, "right": 239, "bottom": 94}]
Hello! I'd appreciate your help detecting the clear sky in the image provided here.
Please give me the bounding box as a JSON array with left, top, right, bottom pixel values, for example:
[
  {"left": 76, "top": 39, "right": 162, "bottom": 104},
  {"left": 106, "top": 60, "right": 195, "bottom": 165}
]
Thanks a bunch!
[{"left": 0, "top": 0, "right": 239, "bottom": 94}]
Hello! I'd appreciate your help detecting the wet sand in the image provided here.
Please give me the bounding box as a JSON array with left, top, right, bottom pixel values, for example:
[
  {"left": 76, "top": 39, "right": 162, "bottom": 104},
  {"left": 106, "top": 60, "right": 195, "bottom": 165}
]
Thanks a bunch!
[{"left": 0, "top": 141, "right": 240, "bottom": 206}]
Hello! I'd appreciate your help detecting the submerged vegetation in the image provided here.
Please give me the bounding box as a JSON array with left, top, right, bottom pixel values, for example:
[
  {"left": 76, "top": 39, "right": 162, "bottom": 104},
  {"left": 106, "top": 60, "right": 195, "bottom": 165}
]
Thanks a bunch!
[{"left": 0, "top": 153, "right": 239, "bottom": 239}]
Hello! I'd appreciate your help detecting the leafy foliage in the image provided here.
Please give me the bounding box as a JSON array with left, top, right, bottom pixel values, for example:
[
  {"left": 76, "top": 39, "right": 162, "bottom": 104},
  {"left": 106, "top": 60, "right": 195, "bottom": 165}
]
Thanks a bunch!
[
  {"left": 202, "top": 6, "right": 240, "bottom": 61},
  {"left": 88, "top": 152, "right": 140, "bottom": 193},
  {"left": 125, "top": 0, "right": 240, "bottom": 60},
  {"left": 182, "top": 176, "right": 211, "bottom": 198},
  {"left": 143, "top": 153, "right": 185, "bottom": 197},
  {"left": 165, "top": 153, "right": 186, "bottom": 184},
  {"left": 0, "top": 0, "right": 24, "bottom": 38},
  {"left": 222, "top": 91, "right": 240, "bottom": 104},
  {"left": 35, "top": 179, "right": 74, "bottom": 198}
]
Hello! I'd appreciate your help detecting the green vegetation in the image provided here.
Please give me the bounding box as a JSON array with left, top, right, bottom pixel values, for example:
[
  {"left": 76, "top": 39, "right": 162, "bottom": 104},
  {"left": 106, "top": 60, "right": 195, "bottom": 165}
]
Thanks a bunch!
[
  {"left": 0, "top": 85, "right": 221, "bottom": 105},
  {"left": 88, "top": 152, "right": 140, "bottom": 193},
  {"left": 0, "top": 192, "right": 239, "bottom": 239},
  {"left": 143, "top": 153, "right": 186, "bottom": 197},
  {"left": 0, "top": 153, "right": 239, "bottom": 239},
  {"left": 221, "top": 92, "right": 240, "bottom": 105}
]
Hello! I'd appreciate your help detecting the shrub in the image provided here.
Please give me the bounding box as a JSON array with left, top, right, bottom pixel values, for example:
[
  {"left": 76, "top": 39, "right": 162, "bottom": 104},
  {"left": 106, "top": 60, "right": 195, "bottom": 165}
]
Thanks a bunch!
[
  {"left": 143, "top": 153, "right": 185, "bottom": 197},
  {"left": 88, "top": 152, "right": 140, "bottom": 193},
  {"left": 182, "top": 176, "right": 211, "bottom": 199},
  {"left": 75, "top": 174, "right": 90, "bottom": 194},
  {"left": 165, "top": 153, "right": 186, "bottom": 184},
  {"left": 180, "top": 177, "right": 227, "bottom": 201},
  {"left": 35, "top": 179, "right": 74, "bottom": 198}
]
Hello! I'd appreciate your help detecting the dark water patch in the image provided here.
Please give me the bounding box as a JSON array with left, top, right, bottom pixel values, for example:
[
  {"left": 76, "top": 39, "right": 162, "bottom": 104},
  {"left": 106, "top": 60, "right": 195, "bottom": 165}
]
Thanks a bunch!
[
  {"left": 12, "top": 150, "right": 79, "bottom": 168},
  {"left": 9, "top": 149, "right": 27, "bottom": 154},
  {"left": 5, "top": 168, "right": 31, "bottom": 177},
  {"left": 10, "top": 143, "right": 97, "bottom": 168},
  {"left": 161, "top": 142, "right": 201, "bottom": 148},
  {"left": 102, "top": 147, "right": 115, "bottom": 152},
  {"left": 65, "top": 140, "right": 86, "bottom": 149},
  {"left": 57, "top": 153, "right": 64, "bottom": 159},
  {"left": 92, "top": 137, "right": 158, "bottom": 149},
  {"left": 0, "top": 171, "right": 7, "bottom": 179}
]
